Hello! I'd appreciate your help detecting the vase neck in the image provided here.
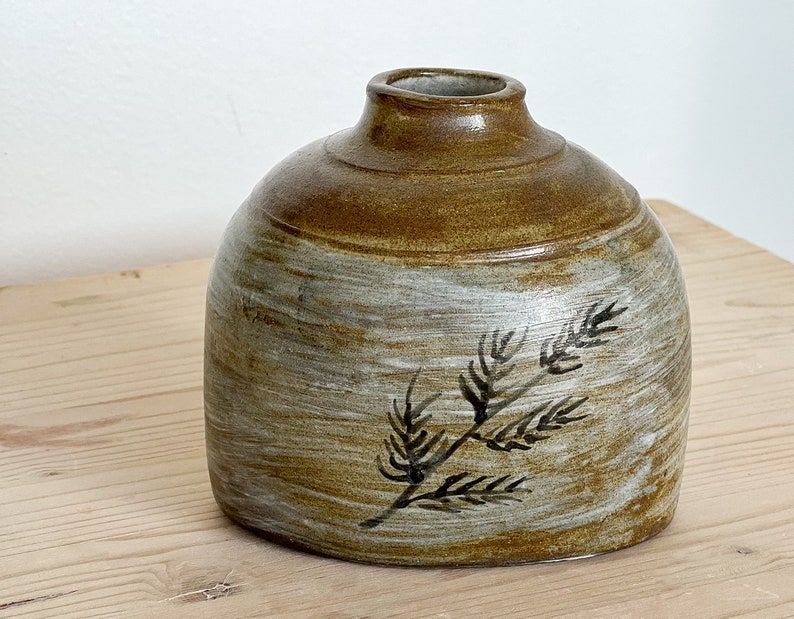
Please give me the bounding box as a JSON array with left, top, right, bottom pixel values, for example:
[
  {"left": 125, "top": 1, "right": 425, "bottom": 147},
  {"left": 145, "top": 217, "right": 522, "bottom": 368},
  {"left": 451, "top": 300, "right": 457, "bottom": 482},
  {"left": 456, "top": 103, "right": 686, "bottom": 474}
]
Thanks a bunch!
[{"left": 325, "top": 68, "right": 565, "bottom": 173}]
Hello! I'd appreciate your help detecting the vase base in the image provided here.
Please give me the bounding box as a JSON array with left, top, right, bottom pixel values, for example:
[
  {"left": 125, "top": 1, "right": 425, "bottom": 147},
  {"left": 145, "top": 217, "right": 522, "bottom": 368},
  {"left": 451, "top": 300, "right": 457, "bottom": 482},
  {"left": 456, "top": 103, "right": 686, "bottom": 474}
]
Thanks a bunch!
[{"left": 214, "top": 500, "right": 677, "bottom": 568}]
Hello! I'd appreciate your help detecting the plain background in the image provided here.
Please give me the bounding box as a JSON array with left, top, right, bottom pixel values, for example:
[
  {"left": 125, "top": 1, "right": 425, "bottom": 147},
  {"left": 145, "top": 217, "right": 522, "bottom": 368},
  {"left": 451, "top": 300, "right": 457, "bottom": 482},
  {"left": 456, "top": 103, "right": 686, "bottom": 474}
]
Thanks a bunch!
[{"left": 2, "top": 0, "right": 792, "bottom": 286}]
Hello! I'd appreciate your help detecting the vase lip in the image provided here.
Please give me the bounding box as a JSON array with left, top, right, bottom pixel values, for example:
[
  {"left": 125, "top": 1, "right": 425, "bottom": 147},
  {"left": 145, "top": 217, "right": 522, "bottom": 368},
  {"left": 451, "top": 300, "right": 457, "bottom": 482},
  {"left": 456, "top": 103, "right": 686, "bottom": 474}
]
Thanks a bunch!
[
  {"left": 327, "top": 67, "right": 559, "bottom": 174},
  {"left": 367, "top": 67, "right": 526, "bottom": 107}
]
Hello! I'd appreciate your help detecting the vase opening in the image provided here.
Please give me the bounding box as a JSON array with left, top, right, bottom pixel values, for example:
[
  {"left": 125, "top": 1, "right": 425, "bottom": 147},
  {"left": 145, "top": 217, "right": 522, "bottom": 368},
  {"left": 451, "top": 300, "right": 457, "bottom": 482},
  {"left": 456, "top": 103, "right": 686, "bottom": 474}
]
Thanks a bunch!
[
  {"left": 331, "top": 68, "right": 558, "bottom": 172},
  {"left": 388, "top": 72, "right": 507, "bottom": 98}
]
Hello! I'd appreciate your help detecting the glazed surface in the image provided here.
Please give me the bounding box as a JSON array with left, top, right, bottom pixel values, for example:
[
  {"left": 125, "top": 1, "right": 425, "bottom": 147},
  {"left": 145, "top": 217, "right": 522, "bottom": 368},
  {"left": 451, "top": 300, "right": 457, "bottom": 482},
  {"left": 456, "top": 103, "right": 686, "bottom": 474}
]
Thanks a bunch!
[
  {"left": 205, "top": 201, "right": 690, "bottom": 566},
  {"left": 254, "top": 67, "right": 643, "bottom": 259},
  {"left": 255, "top": 140, "right": 642, "bottom": 259}
]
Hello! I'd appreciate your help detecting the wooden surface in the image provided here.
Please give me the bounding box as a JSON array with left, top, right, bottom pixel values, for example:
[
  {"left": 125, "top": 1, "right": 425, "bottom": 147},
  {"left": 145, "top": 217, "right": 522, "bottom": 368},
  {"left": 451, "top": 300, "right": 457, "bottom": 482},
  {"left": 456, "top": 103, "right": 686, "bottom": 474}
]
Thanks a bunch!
[{"left": 1, "top": 200, "right": 792, "bottom": 618}]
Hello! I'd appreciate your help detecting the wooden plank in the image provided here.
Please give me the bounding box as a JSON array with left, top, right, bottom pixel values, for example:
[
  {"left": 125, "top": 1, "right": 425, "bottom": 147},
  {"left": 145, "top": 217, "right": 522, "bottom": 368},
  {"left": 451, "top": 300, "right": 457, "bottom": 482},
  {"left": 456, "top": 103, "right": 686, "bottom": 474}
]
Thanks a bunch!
[{"left": 1, "top": 201, "right": 792, "bottom": 618}]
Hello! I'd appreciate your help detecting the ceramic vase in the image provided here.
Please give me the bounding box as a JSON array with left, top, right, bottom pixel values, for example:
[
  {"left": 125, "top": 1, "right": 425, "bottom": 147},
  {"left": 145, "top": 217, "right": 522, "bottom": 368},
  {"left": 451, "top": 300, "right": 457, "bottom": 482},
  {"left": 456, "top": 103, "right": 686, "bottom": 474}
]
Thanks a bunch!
[{"left": 204, "top": 68, "right": 691, "bottom": 566}]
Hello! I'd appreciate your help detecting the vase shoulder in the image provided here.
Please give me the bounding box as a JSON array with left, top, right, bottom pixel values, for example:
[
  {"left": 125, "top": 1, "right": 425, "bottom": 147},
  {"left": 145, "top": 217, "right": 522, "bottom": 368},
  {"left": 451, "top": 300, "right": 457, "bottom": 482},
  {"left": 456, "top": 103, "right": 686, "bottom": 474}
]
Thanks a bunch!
[
  {"left": 247, "top": 67, "right": 644, "bottom": 261},
  {"left": 252, "top": 138, "right": 643, "bottom": 260}
]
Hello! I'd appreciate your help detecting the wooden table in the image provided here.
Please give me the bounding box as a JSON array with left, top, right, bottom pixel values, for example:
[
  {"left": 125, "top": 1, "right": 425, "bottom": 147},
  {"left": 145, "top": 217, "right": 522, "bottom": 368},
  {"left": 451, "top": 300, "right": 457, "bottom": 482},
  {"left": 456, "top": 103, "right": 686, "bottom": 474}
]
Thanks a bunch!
[{"left": 1, "top": 200, "right": 793, "bottom": 618}]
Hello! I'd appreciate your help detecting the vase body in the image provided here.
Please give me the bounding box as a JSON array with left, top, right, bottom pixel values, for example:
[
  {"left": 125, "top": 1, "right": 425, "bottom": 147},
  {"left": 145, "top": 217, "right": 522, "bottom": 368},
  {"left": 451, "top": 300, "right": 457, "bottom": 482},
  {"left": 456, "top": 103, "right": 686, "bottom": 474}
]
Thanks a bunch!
[{"left": 204, "top": 68, "right": 691, "bottom": 566}]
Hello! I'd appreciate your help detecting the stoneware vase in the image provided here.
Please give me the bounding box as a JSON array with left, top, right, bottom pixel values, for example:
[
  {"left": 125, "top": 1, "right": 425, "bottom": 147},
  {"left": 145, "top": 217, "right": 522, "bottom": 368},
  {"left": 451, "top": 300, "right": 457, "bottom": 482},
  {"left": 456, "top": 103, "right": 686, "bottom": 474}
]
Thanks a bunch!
[{"left": 204, "top": 68, "right": 691, "bottom": 567}]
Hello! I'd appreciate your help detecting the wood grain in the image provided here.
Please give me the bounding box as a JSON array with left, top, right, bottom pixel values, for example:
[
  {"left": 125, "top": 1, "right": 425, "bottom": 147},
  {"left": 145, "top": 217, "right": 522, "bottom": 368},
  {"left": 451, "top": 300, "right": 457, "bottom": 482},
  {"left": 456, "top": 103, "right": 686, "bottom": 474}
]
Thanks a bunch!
[{"left": 1, "top": 200, "right": 792, "bottom": 618}]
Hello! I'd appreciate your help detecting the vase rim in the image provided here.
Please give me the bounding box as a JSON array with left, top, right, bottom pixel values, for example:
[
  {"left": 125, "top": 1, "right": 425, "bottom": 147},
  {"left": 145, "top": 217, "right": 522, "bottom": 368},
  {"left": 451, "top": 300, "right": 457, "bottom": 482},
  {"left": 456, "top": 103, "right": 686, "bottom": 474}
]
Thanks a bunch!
[
  {"left": 326, "top": 67, "right": 550, "bottom": 173},
  {"left": 367, "top": 67, "right": 526, "bottom": 106}
]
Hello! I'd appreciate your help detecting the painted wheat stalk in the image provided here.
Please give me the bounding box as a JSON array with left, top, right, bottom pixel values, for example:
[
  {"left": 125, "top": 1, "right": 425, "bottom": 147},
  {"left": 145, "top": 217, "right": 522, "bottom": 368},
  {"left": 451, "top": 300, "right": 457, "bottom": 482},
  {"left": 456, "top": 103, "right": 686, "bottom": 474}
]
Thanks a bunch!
[{"left": 361, "top": 299, "right": 627, "bottom": 528}]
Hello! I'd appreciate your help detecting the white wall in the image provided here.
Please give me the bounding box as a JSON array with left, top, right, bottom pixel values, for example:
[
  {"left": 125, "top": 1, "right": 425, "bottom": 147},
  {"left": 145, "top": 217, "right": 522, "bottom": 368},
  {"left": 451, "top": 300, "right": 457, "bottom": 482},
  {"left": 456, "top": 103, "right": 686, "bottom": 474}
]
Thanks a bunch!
[{"left": 2, "top": 0, "right": 792, "bottom": 286}]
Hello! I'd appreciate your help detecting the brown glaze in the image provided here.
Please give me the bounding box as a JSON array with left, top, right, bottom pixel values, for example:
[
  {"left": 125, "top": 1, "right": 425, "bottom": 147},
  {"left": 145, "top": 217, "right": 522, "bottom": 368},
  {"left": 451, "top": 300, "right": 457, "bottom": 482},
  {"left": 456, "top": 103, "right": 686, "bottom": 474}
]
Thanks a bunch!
[
  {"left": 205, "top": 68, "right": 691, "bottom": 567},
  {"left": 254, "top": 67, "right": 641, "bottom": 259}
]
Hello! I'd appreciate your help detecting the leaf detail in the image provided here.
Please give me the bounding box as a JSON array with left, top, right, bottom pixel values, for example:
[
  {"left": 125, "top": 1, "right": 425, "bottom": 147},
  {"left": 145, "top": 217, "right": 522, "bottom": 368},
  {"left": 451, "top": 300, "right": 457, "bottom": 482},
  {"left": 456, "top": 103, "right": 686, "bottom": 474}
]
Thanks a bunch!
[
  {"left": 458, "top": 327, "right": 529, "bottom": 424},
  {"left": 535, "top": 396, "right": 589, "bottom": 431},
  {"left": 474, "top": 396, "right": 589, "bottom": 452},
  {"left": 409, "top": 473, "right": 529, "bottom": 512},
  {"left": 540, "top": 300, "right": 627, "bottom": 375},
  {"left": 378, "top": 369, "right": 444, "bottom": 484}
]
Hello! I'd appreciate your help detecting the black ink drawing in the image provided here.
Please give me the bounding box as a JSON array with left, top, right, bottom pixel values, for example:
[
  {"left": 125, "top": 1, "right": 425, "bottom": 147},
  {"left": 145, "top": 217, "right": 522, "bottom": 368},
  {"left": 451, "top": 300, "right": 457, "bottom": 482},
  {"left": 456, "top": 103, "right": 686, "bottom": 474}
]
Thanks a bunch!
[{"left": 360, "top": 300, "right": 626, "bottom": 528}]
